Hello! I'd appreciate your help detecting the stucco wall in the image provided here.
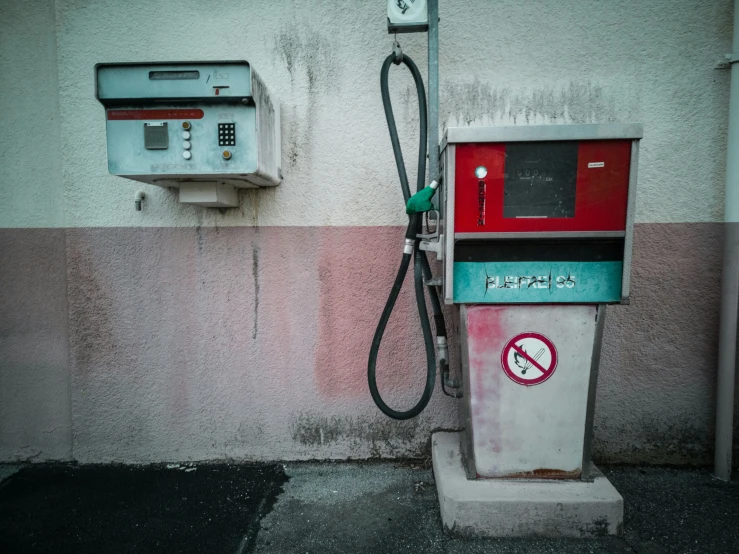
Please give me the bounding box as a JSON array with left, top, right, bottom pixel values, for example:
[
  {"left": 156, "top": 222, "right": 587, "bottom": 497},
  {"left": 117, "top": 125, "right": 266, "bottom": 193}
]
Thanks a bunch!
[
  {"left": 0, "top": 0, "right": 65, "bottom": 228},
  {"left": 1, "top": 0, "right": 737, "bottom": 464},
  {"left": 54, "top": 0, "right": 731, "bottom": 227},
  {"left": 0, "top": 0, "right": 71, "bottom": 461}
]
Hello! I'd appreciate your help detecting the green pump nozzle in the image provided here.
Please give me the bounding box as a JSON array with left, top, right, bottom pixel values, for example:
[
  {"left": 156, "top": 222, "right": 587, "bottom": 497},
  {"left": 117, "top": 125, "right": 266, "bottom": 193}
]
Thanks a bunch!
[{"left": 405, "top": 180, "right": 439, "bottom": 214}]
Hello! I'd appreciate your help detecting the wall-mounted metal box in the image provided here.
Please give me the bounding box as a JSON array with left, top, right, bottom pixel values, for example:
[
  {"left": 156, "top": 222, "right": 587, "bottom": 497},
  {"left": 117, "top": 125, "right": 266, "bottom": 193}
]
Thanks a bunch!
[{"left": 95, "top": 61, "right": 281, "bottom": 207}]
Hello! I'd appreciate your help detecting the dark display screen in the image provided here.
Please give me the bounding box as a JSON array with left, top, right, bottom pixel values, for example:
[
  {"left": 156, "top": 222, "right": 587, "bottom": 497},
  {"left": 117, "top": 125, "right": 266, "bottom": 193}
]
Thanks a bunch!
[
  {"left": 143, "top": 122, "right": 169, "bottom": 150},
  {"left": 148, "top": 70, "right": 200, "bottom": 80},
  {"left": 503, "top": 142, "right": 578, "bottom": 218}
]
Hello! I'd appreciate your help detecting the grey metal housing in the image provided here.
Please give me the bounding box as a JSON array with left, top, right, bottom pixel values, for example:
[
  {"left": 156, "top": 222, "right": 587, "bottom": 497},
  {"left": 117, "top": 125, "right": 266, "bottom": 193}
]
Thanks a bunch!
[{"left": 95, "top": 60, "right": 281, "bottom": 189}]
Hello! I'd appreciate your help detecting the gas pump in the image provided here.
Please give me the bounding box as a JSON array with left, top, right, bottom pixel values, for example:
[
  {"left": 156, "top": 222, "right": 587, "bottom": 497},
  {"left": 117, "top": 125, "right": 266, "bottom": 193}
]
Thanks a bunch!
[
  {"left": 370, "top": 0, "right": 641, "bottom": 538},
  {"left": 432, "top": 125, "right": 641, "bottom": 537}
]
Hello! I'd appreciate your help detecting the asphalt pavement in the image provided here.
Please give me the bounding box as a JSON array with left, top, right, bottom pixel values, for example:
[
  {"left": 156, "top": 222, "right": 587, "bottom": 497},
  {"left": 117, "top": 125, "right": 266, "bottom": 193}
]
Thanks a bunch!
[{"left": 0, "top": 461, "right": 737, "bottom": 553}]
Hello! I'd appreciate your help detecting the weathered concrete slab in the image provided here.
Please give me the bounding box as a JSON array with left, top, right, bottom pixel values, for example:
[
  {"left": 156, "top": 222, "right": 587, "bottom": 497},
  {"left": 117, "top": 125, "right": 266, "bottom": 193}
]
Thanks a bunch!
[{"left": 433, "top": 432, "right": 623, "bottom": 538}]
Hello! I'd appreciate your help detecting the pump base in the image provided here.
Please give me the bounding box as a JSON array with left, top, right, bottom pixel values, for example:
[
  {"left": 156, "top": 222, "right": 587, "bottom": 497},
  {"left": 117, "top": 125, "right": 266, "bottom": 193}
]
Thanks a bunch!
[{"left": 432, "top": 432, "right": 623, "bottom": 538}]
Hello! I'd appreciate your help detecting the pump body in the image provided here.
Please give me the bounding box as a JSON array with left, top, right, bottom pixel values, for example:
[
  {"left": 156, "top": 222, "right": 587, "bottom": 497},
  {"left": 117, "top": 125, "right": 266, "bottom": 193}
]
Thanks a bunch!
[{"left": 434, "top": 124, "right": 641, "bottom": 481}]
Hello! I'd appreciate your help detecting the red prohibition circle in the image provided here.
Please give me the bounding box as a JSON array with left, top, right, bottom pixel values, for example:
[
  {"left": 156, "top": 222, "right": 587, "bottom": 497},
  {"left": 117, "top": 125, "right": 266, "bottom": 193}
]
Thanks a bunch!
[{"left": 501, "top": 332, "right": 558, "bottom": 386}]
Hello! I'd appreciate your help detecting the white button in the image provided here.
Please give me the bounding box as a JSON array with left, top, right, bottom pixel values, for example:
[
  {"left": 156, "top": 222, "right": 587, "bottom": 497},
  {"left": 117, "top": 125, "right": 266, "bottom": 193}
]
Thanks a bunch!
[
  {"left": 183, "top": 151, "right": 192, "bottom": 160},
  {"left": 182, "top": 131, "right": 191, "bottom": 140},
  {"left": 183, "top": 140, "right": 191, "bottom": 150}
]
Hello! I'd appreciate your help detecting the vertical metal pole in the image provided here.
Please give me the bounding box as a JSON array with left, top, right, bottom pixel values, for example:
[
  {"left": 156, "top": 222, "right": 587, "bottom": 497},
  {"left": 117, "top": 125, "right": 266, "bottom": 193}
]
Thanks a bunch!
[
  {"left": 715, "top": 0, "right": 739, "bottom": 482},
  {"left": 427, "top": 0, "right": 439, "bottom": 190}
]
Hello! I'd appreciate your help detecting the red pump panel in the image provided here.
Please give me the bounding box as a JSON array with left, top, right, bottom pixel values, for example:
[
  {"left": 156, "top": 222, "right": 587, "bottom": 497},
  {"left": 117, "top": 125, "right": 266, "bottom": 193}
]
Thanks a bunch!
[{"left": 454, "top": 140, "right": 631, "bottom": 233}]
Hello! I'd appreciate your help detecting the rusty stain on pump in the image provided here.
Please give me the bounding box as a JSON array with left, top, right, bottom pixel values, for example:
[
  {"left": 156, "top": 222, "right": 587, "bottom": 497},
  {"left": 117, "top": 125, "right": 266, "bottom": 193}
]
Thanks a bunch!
[{"left": 492, "top": 468, "right": 582, "bottom": 480}]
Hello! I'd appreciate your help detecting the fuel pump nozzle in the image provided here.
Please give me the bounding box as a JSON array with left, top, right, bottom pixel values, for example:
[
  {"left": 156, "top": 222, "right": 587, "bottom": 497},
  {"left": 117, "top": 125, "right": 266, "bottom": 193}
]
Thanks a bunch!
[{"left": 406, "top": 180, "right": 438, "bottom": 215}]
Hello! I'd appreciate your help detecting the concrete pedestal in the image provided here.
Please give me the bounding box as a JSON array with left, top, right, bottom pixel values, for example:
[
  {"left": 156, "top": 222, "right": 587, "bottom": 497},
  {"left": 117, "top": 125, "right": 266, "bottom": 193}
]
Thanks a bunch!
[{"left": 432, "top": 432, "right": 623, "bottom": 538}]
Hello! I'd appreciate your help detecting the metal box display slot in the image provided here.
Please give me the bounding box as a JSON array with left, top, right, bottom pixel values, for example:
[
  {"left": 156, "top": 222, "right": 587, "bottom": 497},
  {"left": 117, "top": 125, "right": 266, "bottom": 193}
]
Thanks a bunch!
[
  {"left": 440, "top": 124, "right": 643, "bottom": 305},
  {"left": 95, "top": 61, "right": 281, "bottom": 207}
]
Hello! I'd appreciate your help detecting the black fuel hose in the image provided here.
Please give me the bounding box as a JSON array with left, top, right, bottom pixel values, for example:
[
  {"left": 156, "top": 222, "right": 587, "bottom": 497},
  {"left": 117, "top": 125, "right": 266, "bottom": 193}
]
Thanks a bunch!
[{"left": 367, "top": 52, "right": 448, "bottom": 420}]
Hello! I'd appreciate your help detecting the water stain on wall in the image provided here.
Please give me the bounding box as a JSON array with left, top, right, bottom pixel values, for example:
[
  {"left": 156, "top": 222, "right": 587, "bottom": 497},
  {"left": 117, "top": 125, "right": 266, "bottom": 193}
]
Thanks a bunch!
[
  {"left": 65, "top": 231, "right": 118, "bottom": 372},
  {"left": 291, "top": 412, "right": 421, "bottom": 457},
  {"left": 440, "top": 79, "right": 619, "bottom": 127},
  {"left": 273, "top": 24, "right": 337, "bottom": 94},
  {"left": 284, "top": 113, "right": 301, "bottom": 169},
  {"left": 195, "top": 225, "right": 204, "bottom": 254},
  {"left": 252, "top": 244, "right": 260, "bottom": 340},
  {"left": 592, "top": 417, "right": 726, "bottom": 466},
  {"left": 273, "top": 23, "right": 339, "bottom": 171},
  {"left": 241, "top": 189, "right": 262, "bottom": 226}
]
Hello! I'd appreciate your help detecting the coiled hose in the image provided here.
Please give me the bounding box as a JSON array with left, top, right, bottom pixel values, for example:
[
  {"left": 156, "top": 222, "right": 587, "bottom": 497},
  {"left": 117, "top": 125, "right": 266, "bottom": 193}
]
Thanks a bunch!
[{"left": 367, "top": 51, "right": 448, "bottom": 420}]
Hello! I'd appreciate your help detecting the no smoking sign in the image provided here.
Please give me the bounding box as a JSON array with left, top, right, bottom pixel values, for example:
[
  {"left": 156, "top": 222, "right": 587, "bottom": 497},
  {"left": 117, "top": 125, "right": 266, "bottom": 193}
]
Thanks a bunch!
[{"left": 501, "top": 332, "right": 558, "bottom": 386}]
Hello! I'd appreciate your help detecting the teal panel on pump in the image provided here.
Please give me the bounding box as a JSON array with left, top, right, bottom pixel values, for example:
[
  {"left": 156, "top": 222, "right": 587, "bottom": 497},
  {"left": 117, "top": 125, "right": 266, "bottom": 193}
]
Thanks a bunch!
[{"left": 453, "top": 261, "right": 623, "bottom": 303}]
